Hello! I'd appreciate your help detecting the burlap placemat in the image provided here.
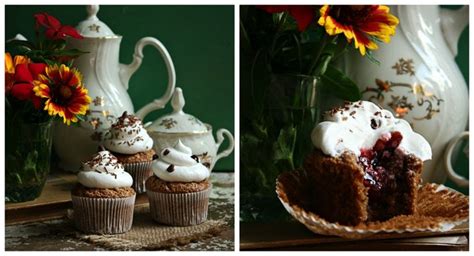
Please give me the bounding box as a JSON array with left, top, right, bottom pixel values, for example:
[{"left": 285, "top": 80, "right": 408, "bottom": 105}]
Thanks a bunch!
[{"left": 75, "top": 207, "right": 227, "bottom": 250}]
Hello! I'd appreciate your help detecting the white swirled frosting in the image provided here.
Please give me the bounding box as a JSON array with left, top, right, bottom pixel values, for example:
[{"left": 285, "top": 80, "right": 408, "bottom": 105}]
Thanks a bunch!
[
  {"left": 312, "top": 101, "right": 432, "bottom": 161},
  {"left": 152, "top": 140, "right": 210, "bottom": 182},
  {"left": 78, "top": 150, "right": 133, "bottom": 188},
  {"left": 104, "top": 111, "right": 153, "bottom": 154}
]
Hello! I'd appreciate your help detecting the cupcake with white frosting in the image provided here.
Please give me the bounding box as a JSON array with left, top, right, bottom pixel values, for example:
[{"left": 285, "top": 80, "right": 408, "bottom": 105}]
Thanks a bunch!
[
  {"left": 146, "top": 140, "right": 211, "bottom": 226},
  {"left": 71, "top": 149, "right": 136, "bottom": 234},
  {"left": 301, "top": 100, "right": 431, "bottom": 225},
  {"left": 103, "top": 111, "right": 156, "bottom": 193}
]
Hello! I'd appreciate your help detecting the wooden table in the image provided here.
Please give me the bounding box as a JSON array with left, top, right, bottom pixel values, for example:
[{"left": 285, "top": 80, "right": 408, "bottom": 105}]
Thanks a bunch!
[
  {"left": 5, "top": 172, "right": 234, "bottom": 251},
  {"left": 240, "top": 221, "right": 469, "bottom": 251}
]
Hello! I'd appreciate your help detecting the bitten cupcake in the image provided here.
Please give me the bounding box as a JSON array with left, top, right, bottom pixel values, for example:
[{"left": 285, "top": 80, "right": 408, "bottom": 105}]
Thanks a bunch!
[
  {"left": 146, "top": 140, "right": 211, "bottom": 226},
  {"left": 104, "top": 111, "right": 155, "bottom": 193},
  {"left": 71, "top": 150, "right": 136, "bottom": 234}
]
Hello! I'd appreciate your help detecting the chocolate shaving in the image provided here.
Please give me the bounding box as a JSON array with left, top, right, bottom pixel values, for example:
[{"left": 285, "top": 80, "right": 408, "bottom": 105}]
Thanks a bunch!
[
  {"left": 163, "top": 149, "right": 170, "bottom": 156},
  {"left": 370, "top": 118, "right": 381, "bottom": 129},
  {"left": 167, "top": 164, "right": 175, "bottom": 172},
  {"left": 191, "top": 155, "right": 200, "bottom": 163}
]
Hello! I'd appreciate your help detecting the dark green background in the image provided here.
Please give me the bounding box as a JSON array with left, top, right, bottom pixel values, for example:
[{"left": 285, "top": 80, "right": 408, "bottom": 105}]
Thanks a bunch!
[
  {"left": 5, "top": 5, "right": 235, "bottom": 171},
  {"left": 442, "top": 5, "right": 469, "bottom": 195}
]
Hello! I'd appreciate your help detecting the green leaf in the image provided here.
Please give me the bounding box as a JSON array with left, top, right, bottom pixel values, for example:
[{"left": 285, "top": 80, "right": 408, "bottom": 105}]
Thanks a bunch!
[
  {"left": 320, "top": 65, "right": 362, "bottom": 101},
  {"left": 53, "top": 48, "right": 88, "bottom": 56},
  {"left": 272, "top": 126, "right": 297, "bottom": 169},
  {"left": 44, "top": 59, "right": 56, "bottom": 66}
]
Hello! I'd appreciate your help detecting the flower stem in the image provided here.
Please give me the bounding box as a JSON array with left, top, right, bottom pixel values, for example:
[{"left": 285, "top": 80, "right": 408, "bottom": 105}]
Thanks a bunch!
[
  {"left": 308, "top": 35, "right": 338, "bottom": 77},
  {"left": 312, "top": 54, "right": 333, "bottom": 77},
  {"left": 307, "top": 33, "right": 328, "bottom": 75}
]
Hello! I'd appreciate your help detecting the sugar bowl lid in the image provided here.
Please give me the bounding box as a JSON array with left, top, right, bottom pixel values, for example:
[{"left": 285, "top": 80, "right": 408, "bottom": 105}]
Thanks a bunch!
[
  {"left": 75, "top": 5, "right": 115, "bottom": 38},
  {"left": 147, "top": 87, "right": 208, "bottom": 133}
]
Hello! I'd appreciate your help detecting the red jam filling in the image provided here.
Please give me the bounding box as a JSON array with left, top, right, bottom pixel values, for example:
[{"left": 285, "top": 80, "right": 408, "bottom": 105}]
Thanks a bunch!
[{"left": 359, "top": 131, "right": 404, "bottom": 210}]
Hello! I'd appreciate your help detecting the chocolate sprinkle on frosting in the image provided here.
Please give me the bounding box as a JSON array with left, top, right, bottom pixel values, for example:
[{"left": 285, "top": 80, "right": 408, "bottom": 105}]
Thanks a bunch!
[
  {"left": 163, "top": 149, "right": 170, "bottom": 156},
  {"left": 370, "top": 119, "right": 378, "bottom": 129},
  {"left": 152, "top": 154, "right": 159, "bottom": 160},
  {"left": 191, "top": 155, "right": 200, "bottom": 163},
  {"left": 167, "top": 164, "right": 175, "bottom": 173}
]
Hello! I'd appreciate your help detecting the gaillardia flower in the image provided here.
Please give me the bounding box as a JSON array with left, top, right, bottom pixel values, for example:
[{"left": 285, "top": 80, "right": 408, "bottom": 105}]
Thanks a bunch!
[
  {"left": 33, "top": 64, "right": 91, "bottom": 125},
  {"left": 318, "top": 5, "right": 399, "bottom": 55}
]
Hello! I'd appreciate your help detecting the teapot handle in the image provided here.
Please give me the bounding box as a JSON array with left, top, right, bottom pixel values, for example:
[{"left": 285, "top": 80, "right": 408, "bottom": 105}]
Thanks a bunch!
[
  {"left": 214, "top": 128, "right": 235, "bottom": 166},
  {"left": 444, "top": 131, "right": 469, "bottom": 188},
  {"left": 119, "top": 37, "right": 176, "bottom": 120}
]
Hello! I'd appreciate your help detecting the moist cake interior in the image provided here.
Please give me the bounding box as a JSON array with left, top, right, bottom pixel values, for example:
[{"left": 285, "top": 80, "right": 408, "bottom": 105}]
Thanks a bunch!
[{"left": 358, "top": 131, "right": 413, "bottom": 221}]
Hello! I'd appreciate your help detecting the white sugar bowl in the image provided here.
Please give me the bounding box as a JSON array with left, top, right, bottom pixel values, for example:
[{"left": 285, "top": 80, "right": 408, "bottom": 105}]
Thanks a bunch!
[{"left": 143, "top": 87, "right": 234, "bottom": 170}]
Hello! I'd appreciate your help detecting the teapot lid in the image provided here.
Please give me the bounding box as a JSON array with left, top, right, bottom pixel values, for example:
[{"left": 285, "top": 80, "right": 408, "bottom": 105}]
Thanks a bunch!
[
  {"left": 75, "top": 5, "right": 116, "bottom": 38},
  {"left": 147, "top": 87, "right": 208, "bottom": 133}
]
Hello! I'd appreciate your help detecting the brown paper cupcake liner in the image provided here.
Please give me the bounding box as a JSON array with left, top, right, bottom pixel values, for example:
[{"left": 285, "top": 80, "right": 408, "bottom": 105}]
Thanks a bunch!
[
  {"left": 71, "top": 194, "right": 136, "bottom": 234},
  {"left": 123, "top": 161, "right": 153, "bottom": 194},
  {"left": 276, "top": 169, "right": 469, "bottom": 239},
  {"left": 147, "top": 186, "right": 211, "bottom": 226}
]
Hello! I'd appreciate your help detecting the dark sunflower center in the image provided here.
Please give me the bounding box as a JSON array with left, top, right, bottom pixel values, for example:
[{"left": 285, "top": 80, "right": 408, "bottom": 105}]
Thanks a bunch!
[
  {"left": 60, "top": 85, "right": 73, "bottom": 99},
  {"left": 51, "top": 84, "right": 74, "bottom": 105},
  {"left": 328, "top": 5, "right": 375, "bottom": 25}
]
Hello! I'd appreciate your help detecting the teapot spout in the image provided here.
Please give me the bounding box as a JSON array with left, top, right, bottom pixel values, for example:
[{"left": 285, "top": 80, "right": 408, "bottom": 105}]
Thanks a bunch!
[{"left": 440, "top": 5, "right": 468, "bottom": 57}]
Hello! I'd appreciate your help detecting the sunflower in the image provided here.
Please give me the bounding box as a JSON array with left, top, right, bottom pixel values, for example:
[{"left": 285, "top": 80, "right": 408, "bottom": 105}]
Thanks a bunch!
[
  {"left": 318, "top": 5, "right": 399, "bottom": 55},
  {"left": 33, "top": 64, "right": 91, "bottom": 125}
]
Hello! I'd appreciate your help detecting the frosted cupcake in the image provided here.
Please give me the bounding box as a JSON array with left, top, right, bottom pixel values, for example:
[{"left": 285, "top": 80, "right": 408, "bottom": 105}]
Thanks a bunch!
[
  {"left": 104, "top": 111, "right": 155, "bottom": 193},
  {"left": 146, "top": 140, "right": 211, "bottom": 226},
  {"left": 71, "top": 150, "right": 136, "bottom": 234}
]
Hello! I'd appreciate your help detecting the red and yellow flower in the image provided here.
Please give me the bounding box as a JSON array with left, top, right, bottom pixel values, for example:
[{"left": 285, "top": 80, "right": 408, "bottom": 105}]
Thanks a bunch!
[
  {"left": 33, "top": 64, "right": 91, "bottom": 125},
  {"left": 5, "top": 53, "right": 46, "bottom": 108},
  {"left": 318, "top": 5, "right": 399, "bottom": 55},
  {"left": 258, "top": 5, "right": 316, "bottom": 31}
]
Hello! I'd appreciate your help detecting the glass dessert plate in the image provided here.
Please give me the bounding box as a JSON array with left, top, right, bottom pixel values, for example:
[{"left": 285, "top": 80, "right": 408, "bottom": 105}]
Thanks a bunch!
[{"left": 276, "top": 170, "right": 469, "bottom": 239}]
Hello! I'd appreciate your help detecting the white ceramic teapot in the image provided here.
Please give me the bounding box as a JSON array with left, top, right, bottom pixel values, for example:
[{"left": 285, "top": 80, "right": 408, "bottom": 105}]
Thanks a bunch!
[
  {"left": 144, "top": 87, "right": 234, "bottom": 171},
  {"left": 54, "top": 5, "right": 176, "bottom": 171},
  {"left": 342, "top": 5, "right": 469, "bottom": 187}
]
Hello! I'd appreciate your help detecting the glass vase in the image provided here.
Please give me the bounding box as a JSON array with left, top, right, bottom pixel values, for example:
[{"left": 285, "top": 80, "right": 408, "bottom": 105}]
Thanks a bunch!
[
  {"left": 240, "top": 74, "right": 321, "bottom": 222},
  {"left": 5, "top": 119, "right": 53, "bottom": 203}
]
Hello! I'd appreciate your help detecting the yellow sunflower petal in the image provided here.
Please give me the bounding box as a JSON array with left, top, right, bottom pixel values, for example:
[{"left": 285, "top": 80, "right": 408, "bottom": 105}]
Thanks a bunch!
[
  {"left": 318, "top": 5, "right": 329, "bottom": 26},
  {"left": 33, "top": 82, "right": 51, "bottom": 98}
]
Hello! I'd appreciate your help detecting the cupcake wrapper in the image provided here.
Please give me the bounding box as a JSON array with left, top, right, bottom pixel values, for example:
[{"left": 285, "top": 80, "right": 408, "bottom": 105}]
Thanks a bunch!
[
  {"left": 123, "top": 161, "right": 153, "bottom": 194},
  {"left": 71, "top": 194, "right": 136, "bottom": 234},
  {"left": 276, "top": 170, "right": 469, "bottom": 239},
  {"left": 147, "top": 186, "right": 211, "bottom": 226}
]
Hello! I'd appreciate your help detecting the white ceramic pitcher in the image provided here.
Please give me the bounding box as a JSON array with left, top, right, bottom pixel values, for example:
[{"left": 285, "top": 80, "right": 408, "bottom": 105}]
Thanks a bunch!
[
  {"left": 342, "top": 5, "right": 469, "bottom": 187},
  {"left": 54, "top": 5, "right": 176, "bottom": 171}
]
